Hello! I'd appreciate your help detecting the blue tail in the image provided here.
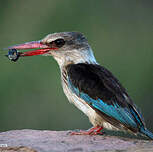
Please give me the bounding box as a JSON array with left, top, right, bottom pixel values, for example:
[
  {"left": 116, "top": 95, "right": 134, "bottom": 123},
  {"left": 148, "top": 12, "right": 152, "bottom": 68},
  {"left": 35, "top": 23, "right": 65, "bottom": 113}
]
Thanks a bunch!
[{"left": 140, "top": 127, "right": 153, "bottom": 139}]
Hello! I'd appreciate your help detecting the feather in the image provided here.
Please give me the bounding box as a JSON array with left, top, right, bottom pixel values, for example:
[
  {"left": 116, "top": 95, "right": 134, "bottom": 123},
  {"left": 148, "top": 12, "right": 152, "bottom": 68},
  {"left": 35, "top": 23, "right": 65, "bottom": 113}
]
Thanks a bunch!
[{"left": 66, "top": 63, "right": 146, "bottom": 133}]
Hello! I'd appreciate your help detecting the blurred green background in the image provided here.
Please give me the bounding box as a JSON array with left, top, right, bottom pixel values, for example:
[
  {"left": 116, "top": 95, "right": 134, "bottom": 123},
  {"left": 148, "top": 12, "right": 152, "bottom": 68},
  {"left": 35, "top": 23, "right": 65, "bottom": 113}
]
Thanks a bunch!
[{"left": 0, "top": 0, "right": 153, "bottom": 134}]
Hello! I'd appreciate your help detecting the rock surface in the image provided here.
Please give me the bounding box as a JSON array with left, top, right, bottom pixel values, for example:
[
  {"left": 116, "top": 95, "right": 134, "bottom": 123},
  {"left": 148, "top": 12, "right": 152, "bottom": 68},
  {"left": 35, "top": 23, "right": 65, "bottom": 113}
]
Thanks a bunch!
[{"left": 0, "top": 129, "right": 152, "bottom": 152}]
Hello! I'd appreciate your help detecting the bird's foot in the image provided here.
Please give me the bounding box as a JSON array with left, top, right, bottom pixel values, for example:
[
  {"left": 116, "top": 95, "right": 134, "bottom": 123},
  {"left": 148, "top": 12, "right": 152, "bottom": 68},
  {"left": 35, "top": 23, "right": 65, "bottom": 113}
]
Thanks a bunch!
[{"left": 70, "top": 126, "right": 103, "bottom": 135}]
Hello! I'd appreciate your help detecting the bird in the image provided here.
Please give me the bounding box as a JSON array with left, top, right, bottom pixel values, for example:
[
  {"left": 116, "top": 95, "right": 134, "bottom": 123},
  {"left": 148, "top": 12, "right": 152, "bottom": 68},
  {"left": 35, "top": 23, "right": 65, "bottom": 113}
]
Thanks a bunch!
[{"left": 8, "top": 32, "right": 153, "bottom": 139}]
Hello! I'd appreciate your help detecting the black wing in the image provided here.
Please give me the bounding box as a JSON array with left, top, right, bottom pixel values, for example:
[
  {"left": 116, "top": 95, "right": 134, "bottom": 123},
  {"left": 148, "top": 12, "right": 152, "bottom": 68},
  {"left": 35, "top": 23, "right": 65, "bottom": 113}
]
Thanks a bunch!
[{"left": 66, "top": 63, "right": 145, "bottom": 132}]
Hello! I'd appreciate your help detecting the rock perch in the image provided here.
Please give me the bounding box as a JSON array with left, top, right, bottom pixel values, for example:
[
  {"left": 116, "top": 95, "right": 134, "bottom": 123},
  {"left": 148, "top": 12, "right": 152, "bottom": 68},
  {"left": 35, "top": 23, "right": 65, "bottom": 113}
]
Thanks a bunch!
[{"left": 0, "top": 129, "right": 152, "bottom": 152}]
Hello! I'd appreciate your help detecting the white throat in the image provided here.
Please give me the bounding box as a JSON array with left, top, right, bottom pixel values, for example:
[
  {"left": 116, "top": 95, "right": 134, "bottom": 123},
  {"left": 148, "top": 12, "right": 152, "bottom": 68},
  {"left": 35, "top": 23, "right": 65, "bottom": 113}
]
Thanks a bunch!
[{"left": 52, "top": 48, "right": 97, "bottom": 68}]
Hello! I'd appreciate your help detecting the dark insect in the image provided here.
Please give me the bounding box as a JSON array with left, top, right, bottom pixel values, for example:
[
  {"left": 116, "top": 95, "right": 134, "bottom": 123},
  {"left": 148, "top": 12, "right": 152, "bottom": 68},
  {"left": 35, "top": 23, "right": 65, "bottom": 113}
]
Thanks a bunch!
[{"left": 6, "top": 49, "right": 20, "bottom": 62}]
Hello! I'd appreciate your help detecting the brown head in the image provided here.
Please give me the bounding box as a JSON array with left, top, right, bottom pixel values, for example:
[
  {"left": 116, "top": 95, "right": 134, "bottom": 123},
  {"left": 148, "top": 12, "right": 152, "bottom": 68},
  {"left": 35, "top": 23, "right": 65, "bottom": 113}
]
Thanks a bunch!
[{"left": 8, "top": 32, "right": 96, "bottom": 66}]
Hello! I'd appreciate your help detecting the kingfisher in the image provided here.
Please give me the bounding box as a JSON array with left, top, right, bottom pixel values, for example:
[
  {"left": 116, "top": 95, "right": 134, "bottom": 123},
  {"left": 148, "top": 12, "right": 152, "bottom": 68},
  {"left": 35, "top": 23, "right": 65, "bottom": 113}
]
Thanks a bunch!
[{"left": 8, "top": 32, "right": 153, "bottom": 139}]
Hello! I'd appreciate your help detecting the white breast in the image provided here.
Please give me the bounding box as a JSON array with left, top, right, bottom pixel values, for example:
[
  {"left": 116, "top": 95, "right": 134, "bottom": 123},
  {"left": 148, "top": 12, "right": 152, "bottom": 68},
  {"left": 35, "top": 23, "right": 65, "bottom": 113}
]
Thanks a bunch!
[{"left": 62, "top": 78, "right": 92, "bottom": 116}]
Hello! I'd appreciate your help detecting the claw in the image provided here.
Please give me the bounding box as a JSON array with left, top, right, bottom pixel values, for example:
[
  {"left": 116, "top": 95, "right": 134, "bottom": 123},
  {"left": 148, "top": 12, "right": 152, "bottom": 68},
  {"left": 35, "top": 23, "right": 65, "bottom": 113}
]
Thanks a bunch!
[{"left": 70, "top": 126, "right": 103, "bottom": 135}]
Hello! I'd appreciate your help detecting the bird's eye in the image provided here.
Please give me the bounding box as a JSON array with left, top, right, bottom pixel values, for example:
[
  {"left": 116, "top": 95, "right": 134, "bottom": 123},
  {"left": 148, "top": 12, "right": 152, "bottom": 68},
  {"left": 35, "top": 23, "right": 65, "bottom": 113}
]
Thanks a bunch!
[{"left": 53, "top": 38, "right": 65, "bottom": 48}]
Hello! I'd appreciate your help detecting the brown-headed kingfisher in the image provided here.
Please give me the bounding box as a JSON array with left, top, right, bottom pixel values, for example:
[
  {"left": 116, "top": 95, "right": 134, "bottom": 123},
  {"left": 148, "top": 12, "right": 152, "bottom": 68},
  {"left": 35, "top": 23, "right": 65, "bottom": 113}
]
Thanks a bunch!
[{"left": 8, "top": 32, "right": 153, "bottom": 139}]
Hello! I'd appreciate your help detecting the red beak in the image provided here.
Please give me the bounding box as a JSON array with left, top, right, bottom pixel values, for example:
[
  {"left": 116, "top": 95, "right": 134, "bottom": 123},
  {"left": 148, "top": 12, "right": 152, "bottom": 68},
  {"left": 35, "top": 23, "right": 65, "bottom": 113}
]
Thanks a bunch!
[{"left": 8, "top": 41, "right": 57, "bottom": 57}]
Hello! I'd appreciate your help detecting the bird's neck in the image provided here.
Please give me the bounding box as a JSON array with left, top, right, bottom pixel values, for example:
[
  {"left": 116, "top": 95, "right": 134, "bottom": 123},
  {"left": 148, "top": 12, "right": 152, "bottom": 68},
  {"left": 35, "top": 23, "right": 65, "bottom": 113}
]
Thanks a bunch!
[{"left": 53, "top": 48, "right": 97, "bottom": 69}]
